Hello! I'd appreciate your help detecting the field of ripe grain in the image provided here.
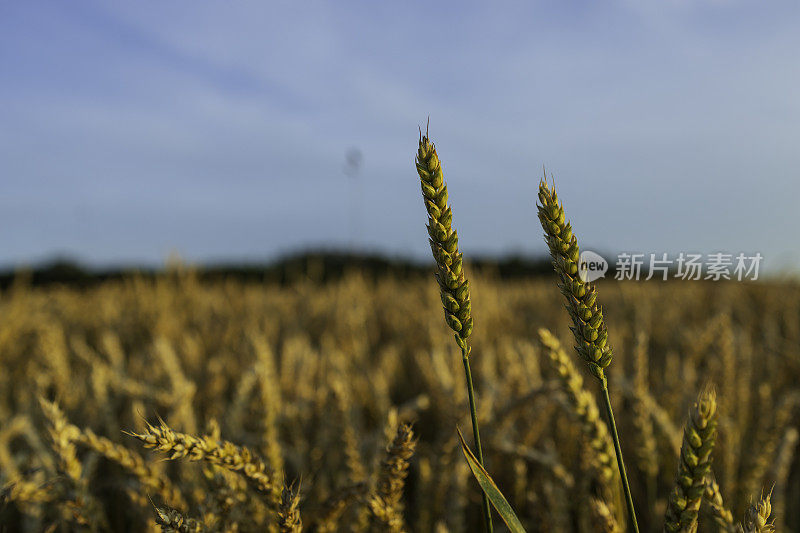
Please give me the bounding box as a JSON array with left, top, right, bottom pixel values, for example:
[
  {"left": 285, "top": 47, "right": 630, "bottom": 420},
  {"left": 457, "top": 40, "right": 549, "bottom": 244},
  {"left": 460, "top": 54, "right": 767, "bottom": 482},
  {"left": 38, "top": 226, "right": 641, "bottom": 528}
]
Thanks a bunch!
[{"left": 1, "top": 272, "right": 798, "bottom": 532}]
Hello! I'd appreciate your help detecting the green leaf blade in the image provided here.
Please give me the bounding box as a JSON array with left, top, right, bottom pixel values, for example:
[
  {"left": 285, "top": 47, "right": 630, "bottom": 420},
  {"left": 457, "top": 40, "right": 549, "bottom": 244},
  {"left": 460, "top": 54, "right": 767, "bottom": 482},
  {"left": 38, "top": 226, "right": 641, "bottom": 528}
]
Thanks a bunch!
[{"left": 457, "top": 428, "right": 527, "bottom": 533}]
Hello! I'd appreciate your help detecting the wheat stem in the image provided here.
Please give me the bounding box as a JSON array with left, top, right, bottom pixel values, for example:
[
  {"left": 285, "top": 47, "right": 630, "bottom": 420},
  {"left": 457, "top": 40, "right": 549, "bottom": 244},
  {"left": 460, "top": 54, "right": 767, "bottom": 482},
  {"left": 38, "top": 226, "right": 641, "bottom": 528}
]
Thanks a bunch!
[
  {"left": 415, "top": 128, "right": 493, "bottom": 533},
  {"left": 461, "top": 343, "right": 493, "bottom": 533},
  {"left": 599, "top": 379, "right": 638, "bottom": 533}
]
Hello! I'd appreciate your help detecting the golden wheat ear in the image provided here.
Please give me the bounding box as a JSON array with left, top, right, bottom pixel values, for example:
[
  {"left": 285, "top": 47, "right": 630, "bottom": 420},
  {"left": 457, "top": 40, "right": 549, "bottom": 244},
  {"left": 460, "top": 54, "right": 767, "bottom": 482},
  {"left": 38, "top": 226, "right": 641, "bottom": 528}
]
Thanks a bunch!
[
  {"left": 737, "top": 489, "right": 776, "bottom": 533},
  {"left": 277, "top": 482, "right": 302, "bottom": 533},
  {"left": 537, "top": 329, "right": 617, "bottom": 488},
  {"left": 368, "top": 422, "right": 416, "bottom": 533},
  {"left": 153, "top": 504, "right": 205, "bottom": 533},
  {"left": 126, "top": 418, "right": 280, "bottom": 509}
]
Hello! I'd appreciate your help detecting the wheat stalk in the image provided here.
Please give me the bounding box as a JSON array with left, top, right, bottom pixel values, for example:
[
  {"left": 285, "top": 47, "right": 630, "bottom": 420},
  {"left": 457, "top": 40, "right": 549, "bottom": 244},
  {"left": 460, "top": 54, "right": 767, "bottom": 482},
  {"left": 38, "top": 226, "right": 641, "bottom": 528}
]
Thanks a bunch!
[
  {"left": 769, "top": 427, "right": 799, "bottom": 530},
  {"left": 415, "top": 127, "right": 492, "bottom": 532},
  {"left": 537, "top": 177, "right": 639, "bottom": 532}
]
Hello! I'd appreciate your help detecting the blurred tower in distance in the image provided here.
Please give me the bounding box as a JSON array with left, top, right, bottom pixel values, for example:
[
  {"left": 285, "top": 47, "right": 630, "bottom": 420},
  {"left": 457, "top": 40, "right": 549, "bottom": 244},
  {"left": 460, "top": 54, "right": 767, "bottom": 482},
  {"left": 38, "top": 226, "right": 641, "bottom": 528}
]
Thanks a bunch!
[{"left": 343, "top": 147, "right": 363, "bottom": 253}]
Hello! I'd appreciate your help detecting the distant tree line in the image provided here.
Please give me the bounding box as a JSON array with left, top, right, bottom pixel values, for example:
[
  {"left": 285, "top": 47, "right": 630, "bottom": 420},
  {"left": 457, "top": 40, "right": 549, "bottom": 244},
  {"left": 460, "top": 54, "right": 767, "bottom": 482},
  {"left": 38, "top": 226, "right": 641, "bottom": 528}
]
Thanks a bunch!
[{"left": 0, "top": 251, "right": 562, "bottom": 289}]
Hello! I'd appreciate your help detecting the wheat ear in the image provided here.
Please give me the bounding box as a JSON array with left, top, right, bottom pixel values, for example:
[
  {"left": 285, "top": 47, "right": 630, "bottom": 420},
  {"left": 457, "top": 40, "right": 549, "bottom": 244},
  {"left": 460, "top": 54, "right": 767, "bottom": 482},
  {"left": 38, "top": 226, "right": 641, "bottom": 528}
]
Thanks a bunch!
[
  {"left": 664, "top": 386, "right": 718, "bottom": 533},
  {"left": 536, "top": 177, "right": 638, "bottom": 532},
  {"left": 538, "top": 328, "right": 616, "bottom": 486},
  {"left": 73, "top": 427, "right": 185, "bottom": 508},
  {"left": 154, "top": 505, "right": 206, "bottom": 533},
  {"left": 737, "top": 490, "right": 775, "bottom": 533},
  {"left": 2, "top": 477, "right": 56, "bottom": 505},
  {"left": 369, "top": 423, "right": 416, "bottom": 533},
  {"left": 277, "top": 483, "right": 302, "bottom": 533},
  {"left": 126, "top": 418, "right": 279, "bottom": 508},
  {"left": 39, "top": 399, "right": 107, "bottom": 530},
  {"left": 536, "top": 178, "right": 612, "bottom": 380},
  {"left": 415, "top": 128, "right": 492, "bottom": 532},
  {"left": 592, "top": 497, "right": 623, "bottom": 533}
]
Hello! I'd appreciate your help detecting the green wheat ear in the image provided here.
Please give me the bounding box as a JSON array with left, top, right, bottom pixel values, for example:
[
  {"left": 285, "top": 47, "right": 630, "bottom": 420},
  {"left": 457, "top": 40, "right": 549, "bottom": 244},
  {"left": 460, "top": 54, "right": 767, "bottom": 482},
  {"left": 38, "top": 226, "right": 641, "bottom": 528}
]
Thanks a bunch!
[
  {"left": 416, "top": 131, "right": 473, "bottom": 348},
  {"left": 537, "top": 177, "right": 612, "bottom": 381},
  {"left": 415, "top": 127, "right": 493, "bottom": 533},
  {"left": 536, "top": 176, "right": 639, "bottom": 533},
  {"left": 665, "top": 386, "right": 719, "bottom": 533}
]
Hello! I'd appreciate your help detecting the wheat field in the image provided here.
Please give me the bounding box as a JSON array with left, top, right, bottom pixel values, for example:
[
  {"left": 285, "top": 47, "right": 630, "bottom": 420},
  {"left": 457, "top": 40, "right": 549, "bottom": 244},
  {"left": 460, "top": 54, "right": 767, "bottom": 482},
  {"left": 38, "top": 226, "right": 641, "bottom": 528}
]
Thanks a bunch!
[{"left": 1, "top": 267, "right": 798, "bottom": 531}]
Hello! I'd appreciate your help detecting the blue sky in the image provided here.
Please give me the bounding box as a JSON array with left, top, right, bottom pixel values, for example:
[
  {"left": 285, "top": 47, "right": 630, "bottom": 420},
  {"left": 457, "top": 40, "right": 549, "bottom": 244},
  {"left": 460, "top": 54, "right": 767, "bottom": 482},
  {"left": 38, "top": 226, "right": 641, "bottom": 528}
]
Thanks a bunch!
[{"left": 2, "top": 1, "right": 799, "bottom": 271}]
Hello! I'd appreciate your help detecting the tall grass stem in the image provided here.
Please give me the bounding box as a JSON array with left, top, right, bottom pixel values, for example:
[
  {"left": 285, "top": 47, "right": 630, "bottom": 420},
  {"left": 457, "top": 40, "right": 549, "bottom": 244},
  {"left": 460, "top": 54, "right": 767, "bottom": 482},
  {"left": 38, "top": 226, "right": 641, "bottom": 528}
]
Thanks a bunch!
[
  {"left": 600, "top": 378, "right": 639, "bottom": 533},
  {"left": 462, "top": 344, "right": 493, "bottom": 533}
]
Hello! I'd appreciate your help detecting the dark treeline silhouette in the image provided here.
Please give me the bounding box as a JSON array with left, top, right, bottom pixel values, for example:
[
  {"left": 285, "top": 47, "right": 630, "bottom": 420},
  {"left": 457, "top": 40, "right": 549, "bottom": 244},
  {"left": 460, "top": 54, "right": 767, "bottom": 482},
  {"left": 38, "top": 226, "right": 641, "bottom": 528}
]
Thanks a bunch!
[
  {"left": 1, "top": 251, "right": 762, "bottom": 290},
  {"left": 0, "top": 252, "right": 559, "bottom": 289}
]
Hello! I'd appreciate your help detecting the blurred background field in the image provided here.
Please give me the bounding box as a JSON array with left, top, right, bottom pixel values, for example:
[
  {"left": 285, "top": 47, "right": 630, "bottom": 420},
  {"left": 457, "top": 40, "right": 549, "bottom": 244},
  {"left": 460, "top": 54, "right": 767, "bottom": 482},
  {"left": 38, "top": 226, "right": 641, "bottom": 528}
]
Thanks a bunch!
[{"left": 1, "top": 261, "right": 798, "bottom": 531}]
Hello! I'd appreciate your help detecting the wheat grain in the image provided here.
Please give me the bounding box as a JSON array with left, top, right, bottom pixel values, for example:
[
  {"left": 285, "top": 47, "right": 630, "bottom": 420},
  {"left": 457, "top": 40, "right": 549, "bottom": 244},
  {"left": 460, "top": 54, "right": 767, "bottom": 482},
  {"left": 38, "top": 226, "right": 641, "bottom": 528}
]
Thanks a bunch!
[
  {"left": 592, "top": 497, "right": 622, "bottom": 533},
  {"left": 74, "top": 426, "right": 186, "bottom": 508},
  {"left": 538, "top": 328, "right": 616, "bottom": 487},
  {"left": 277, "top": 483, "right": 302, "bottom": 533},
  {"left": 737, "top": 490, "right": 775, "bottom": 533},
  {"left": 536, "top": 178, "right": 612, "bottom": 381},
  {"left": 664, "top": 386, "right": 718, "bottom": 533},
  {"left": 126, "top": 418, "right": 279, "bottom": 507},
  {"left": 369, "top": 423, "right": 416, "bottom": 533},
  {"left": 415, "top": 130, "right": 473, "bottom": 345},
  {"left": 39, "top": 398, "right": 107, "bottom": 530},
  {"left": 154, "top": 505, "right": 205, "bottom": 533}
]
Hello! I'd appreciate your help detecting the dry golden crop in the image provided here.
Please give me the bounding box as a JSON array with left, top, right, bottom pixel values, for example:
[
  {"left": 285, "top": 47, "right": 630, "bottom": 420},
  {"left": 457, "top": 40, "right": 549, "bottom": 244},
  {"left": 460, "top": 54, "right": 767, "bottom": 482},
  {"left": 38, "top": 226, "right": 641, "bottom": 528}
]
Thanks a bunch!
[{"left": 0, "top": 267, "right": 797, "bottom": 531}]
